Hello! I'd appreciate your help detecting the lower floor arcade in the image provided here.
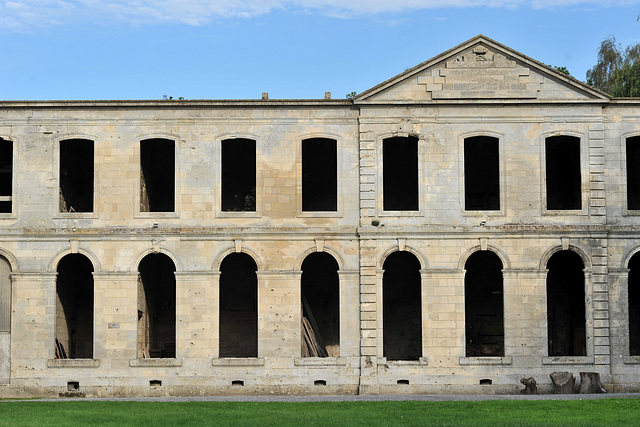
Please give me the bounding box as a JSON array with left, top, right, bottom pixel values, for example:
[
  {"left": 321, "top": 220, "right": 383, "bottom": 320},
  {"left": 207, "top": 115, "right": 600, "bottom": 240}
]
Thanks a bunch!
[{"left": 1, "top": 231, "right": 640, "bottom": 396}]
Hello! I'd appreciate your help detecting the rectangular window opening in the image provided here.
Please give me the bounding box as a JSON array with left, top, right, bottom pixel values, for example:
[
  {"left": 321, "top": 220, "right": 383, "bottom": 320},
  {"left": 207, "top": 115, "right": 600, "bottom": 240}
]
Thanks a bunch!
[
  {"left": 222, "top": 138, "right": 256, "bottom": 212},
  {"left": 232, "top": 380, "right": 245, "bottom": 386},
  {"left": 67, "top": 381, "right": 80, "bottom": 391},
  {"left": 546, "top": 135, "right": 581, "bottom": 210},
  {"left": 479, "top": 379, "right": 493, "bottom": 385},
  {"left": 149, "top": 380, "right": 162, "bottom": 387},
  {"left": 464, "top": 136, "right": 500, "bottom": 211},
  {"left": 0, "top": 139, "right": 12, "bottom": 213},
  {"left": 302, "top": 138, "right": 337, "bottom": 211},
  {"left": 397, "top": 379, "right": 410, "bottom": 385},
  {"left": 140, "top": 139, "right": 175, "bottom": 212},
  {"left": 59, "top": 139, "right": 94, "bottom": 213},
  {"left": 314, "top": 380, "right": 327, "bottom": 386},
  {"left": 627, "top": 136, "right": 640, "bottom": 210},
  {"left": 383, "top": 136, "right": 419, "bottom": 211}
]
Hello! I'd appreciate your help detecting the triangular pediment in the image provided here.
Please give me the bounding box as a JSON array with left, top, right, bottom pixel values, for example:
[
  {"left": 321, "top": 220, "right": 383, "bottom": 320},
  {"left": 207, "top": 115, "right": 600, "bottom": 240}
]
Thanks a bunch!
[{"left": 356, "top": 35, "right": 609, "bottom": 103}]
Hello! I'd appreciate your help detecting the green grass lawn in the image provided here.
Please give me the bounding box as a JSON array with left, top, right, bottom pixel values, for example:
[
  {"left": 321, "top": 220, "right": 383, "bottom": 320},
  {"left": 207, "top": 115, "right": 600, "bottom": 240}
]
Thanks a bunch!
[{"left": 1, "top": 398, "right": 639, "bottom": 426}]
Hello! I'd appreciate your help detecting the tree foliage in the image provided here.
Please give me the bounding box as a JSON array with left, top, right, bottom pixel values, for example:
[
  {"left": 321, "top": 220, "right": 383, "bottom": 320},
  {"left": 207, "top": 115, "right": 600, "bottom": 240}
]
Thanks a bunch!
[{"left": 587, "top": 36, "right": 640, "bottom": 97}]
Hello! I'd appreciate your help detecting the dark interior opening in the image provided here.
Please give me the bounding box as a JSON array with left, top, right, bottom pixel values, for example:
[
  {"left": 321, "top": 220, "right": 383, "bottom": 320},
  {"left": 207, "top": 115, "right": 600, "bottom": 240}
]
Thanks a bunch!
[
  {"left": 465, "top": 251, "right": 504, "bottom": 356},
  {"left": 140, "top": 139, "right": 175, "bottom": 212},
  {"left": 301, "top": 252, "right": 340, "bottom": 357},
  {"left": 383, "top": 136, "right": 419, "bottom": 211},
  {"left": 546, "top": 135, "right": 581, "bottom": 210},
  {"left": 138, "top": 253, "right": 176, "bottom": 358},
  {"left": 302, "top": 138, "right": 337, "bottom": 211},
  {"left": 56, "top": 254, "right": 94, "bottom": 359},
  {"left": 627, "top": 136, "right": 640, "bottom": 210},
  {"left": 383, "top": 251, "right": 422, "bottom": 360},
  {"left": 59, "top": 139, "right": 93, "bottom": 213},
  {"left": 547, "top": 250, "right": 586, "bottom": 356},
  {"left": 629, "top": 253, "right": 640, "bottom": 355},
  {"left": 222, "top": 138, "right": 256, "bottom": 212},
  {"left": 219, "top": 253, "right": 258, "bottom": 357},
  {"left": 67, "top": 381, "right": 80, "bottom": 391},
  {"left": 464, "top": 136, "right": 500, "bottom": 211},
  {"left": 0, "top": 138, "right": 12, "bottom": 213},
  {"left": 0, "top": 256, "right": 11, "bottom": 333}
]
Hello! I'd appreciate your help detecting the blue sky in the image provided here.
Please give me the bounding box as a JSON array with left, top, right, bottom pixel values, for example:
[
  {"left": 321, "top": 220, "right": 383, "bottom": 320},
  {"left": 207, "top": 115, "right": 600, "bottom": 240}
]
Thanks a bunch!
[{"left": 2, "top": 1, "right": 640, "bottom": 101}]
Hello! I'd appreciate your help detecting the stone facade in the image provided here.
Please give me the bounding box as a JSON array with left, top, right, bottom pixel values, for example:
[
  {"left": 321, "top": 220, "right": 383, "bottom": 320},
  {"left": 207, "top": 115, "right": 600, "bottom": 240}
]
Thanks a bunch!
[{"left": 0, "top": 35, "right": 639, "bottom": 397}]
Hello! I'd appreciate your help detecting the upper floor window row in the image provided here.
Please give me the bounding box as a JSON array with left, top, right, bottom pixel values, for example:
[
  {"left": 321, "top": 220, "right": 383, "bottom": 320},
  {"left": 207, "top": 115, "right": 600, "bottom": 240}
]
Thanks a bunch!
[
  {"left": 382, "top": 134, "right": 585, "bottom": 213},
  {"left": 53, "top": 137, "right": 338, "bottom": 215}
]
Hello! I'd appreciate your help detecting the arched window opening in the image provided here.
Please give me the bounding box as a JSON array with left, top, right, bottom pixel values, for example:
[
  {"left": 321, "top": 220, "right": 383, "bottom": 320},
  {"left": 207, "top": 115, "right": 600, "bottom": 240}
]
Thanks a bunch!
[
  {"left": 140, "top": 138, "right": 175, "bottom": 212},
  {"left": 138, "top": 253, "right": 176, "bottom": 358},
  {"left": 464, "top": 136, "right": 500, "bottom": 211},
  {"left": 547, "top": 250, "right": 586, "bottom": 356},
  {"left": 383, "top": 136, "right": 419, "bottom": 211},
  {"left": 545, "top": 135, "right": 581, "bottom": 210},
  {"left": 301, "top": 252, "right": 339, "bottom": 357},
  {"left": 0, "top": 256, "right": 11, "bottom": 333},
  {"left": 629, "top": 253, "right": 640, "bottom": 355},
  {"left": 60, "top": 139, "right": 94, "bottom": 213},
  {"left": 56, "top": 254, "right": 94, "bottom": 359},
  {"left": 0, "top": 138, "right": 13, "bottom": 214},
  {"left": 219, "top": 253, "right": 258, "bottom": 357},
  {"left": 465, "top": 251, "right": 504, "bottom": 356},
  {"left": 383, "top": 251, "right": 421, "bottom": 360},
  {"left": 626, "top": 136, "right": 640, "bottom": 210},
  {"left": 221, "top": 138, "right": 256, "bottom": 212},
  {"left": 302, "top": 138, "right": 337, "bottom": 211}
]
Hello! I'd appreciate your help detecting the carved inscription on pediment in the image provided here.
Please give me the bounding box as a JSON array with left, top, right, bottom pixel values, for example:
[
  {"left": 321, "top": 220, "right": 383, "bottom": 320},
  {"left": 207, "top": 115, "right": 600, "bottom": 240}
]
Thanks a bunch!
[{"left": 417, "top": 44, "right": 542, "bottom": 99}]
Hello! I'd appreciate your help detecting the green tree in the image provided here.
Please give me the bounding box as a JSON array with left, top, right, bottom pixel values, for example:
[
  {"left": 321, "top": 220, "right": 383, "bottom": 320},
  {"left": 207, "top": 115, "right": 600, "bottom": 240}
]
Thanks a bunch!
[{"left": 587, "top": 36, "right": 640, "bottom": 97}]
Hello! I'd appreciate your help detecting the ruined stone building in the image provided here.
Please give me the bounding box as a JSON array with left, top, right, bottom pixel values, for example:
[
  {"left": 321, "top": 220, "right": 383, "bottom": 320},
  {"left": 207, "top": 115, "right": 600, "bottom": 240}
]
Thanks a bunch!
[{"left": 1, "top": 35, "right": 640, "bottom": 396}]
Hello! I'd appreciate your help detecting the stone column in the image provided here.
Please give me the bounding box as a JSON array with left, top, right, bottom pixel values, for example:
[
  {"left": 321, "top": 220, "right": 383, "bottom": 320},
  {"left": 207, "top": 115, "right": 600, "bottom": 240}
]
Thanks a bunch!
[
  {"left": 175, "top": 271, "right": 219, "bottom": 359},
  {"left": 257, "top": 270, "right": 301, "bottom": 358},
  {"left": 502, "top": 269, "right": 548, "bottom": 358},
  {"left": 93, "top": 273, "right": 138, "bottom": 367},
  {"left": 338, "top": 270, "right": 360, "bottom": 357},
  {"left": 10, "top": 273, "right": 57, "bottom": 375},
  {"left": 421, "top": 269, "right": 465, "bottom": 361}
]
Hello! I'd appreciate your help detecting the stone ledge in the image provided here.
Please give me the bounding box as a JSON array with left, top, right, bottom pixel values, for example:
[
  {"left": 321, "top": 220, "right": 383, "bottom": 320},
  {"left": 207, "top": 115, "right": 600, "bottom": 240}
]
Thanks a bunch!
[
  {"left": 542, "top": 356, "right": 595, "bottom": 365},
  {"left": 294, "top": 357, "right": 347, "bottom": 366},
  {"left": 380, "top": 357, "right": 429, "bottom": 367},
  {"left": 211, "top": 358, "right": 265, "bottom": 367},
  {"left": 47, "top": 359, "right": 100, "bottom": 368},
  {"left": 459, "top": 356, "right": 512, "bottom": 366},
  {"left": 129, "top": 358, "right": 182, "bottom": 368},
  {"left": 622, "top": 356, "right": 640, "bottom": 365}
]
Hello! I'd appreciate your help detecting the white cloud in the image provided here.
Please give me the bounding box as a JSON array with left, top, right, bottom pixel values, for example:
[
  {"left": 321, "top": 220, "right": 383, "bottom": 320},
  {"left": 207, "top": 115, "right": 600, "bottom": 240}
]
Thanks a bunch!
[{"left": 0, "top": 0, "right": 637, "bottom": 30}]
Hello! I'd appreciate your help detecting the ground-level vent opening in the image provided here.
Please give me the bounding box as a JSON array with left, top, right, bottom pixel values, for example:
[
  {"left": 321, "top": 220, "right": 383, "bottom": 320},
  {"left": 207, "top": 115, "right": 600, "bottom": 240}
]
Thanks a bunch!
[
  {"left": 67, "top": 381, "right": 79, "bottom": 391},
  {"left": 383, "top": 251, "right": 422, "bottom": 361},
  {"left": 479, "top": 379, "right": 493, "bottom": 385},
  {"left": 232, "top": 380, "right": 245, "bottom": 386},
  {"left": 149, "top": 380, "right": 162, "bottom": 387},
  {"left": 397, "top": 379, "right": 410, "bottom": 385},
  {"left": 314, "top": 380, "right": 327, "bottom": 386},
  {"left": 219, "top": 253, "right": 258, "bottom": 357}
]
